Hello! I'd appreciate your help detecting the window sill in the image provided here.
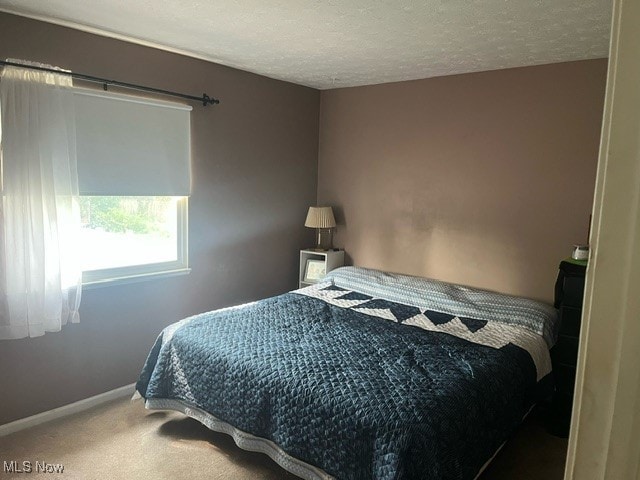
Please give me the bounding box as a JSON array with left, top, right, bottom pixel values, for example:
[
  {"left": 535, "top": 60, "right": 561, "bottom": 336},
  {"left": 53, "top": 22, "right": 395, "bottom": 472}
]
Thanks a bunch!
[{"left": 82, "top": 267, "right": 191, "bottom": 290}]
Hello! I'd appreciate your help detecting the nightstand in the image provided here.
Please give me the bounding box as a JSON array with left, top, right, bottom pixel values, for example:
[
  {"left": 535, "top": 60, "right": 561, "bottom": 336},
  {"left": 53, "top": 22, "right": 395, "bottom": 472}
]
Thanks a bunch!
[
  {"left": 299, "top": 249, "right": 344, "bottom": 288},
  {"left": 549, "top": 259, "right": 587, "bottom": 437}
]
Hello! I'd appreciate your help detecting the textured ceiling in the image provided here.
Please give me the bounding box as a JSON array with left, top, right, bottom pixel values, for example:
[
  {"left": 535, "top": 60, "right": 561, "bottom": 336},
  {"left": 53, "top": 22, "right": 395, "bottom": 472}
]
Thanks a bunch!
[{"left": 0, "top": 0, "right": 612, "bottom": 89}]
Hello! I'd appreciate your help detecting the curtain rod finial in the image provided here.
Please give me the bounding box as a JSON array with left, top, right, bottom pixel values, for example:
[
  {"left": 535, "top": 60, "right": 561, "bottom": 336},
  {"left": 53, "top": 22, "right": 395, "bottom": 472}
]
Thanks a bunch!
[{"left": 202, "top": 93, "right": 220, "bottom": 106}]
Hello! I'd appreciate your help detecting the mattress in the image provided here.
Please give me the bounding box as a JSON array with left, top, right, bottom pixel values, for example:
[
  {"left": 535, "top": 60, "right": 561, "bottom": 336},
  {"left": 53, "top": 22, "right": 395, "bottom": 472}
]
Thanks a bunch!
[{"left": 136, "top": 267, "right": 556, "bottom": 479}]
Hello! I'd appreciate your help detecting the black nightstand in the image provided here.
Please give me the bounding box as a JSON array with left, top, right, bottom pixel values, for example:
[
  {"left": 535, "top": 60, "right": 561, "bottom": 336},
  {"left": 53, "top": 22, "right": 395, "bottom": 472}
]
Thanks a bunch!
[{"left": 549, "top": 259, "right": 586, "bottom": 437}]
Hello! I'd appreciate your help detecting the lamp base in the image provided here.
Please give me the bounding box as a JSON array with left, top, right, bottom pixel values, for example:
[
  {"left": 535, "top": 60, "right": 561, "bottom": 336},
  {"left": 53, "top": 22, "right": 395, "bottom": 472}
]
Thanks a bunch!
[{"left": 314, "top": 228, "right": 334, "bottom": 250}]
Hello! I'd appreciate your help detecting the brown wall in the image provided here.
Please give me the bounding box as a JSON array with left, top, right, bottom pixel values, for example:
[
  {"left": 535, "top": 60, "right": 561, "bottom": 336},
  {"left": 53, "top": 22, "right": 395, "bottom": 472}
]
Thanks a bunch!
[
  {"left": 0, "top": 13, "right": 319, "bottom": 425},
  {"left": 318, "top": 60, "right": 607, "bottom": 302}
]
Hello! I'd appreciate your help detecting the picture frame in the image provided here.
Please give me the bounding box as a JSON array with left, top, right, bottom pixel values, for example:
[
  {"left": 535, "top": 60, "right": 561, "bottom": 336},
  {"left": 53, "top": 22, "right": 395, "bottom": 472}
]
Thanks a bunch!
[{"left": 304, "top": 259, "right": 326, "bottom": 283}]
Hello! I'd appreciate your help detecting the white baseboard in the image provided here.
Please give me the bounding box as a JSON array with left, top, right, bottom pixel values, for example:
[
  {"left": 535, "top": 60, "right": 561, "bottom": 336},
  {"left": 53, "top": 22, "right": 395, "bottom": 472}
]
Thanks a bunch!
[{"left": 0, "top": 382, "right": 136, "bottom": 437}]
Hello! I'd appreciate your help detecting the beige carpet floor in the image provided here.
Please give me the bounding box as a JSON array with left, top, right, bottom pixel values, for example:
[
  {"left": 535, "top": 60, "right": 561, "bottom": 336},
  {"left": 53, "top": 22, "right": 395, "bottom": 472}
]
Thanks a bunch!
[{"left": 0, "top": 398, "right": 567, "bottom": 479}]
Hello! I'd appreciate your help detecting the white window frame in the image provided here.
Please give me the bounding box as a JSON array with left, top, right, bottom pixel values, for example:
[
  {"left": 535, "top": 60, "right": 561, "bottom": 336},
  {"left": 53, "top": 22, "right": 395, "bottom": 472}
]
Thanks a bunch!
[{"left": 81, "top": 197, "right": 190, "bottom": 288}]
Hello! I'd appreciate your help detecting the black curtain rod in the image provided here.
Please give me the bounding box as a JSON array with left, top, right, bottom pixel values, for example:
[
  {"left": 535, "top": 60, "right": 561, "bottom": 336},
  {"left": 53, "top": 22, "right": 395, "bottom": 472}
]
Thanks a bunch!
[{"left": 0, "top": 60, "right": 220, "bottom": 106}]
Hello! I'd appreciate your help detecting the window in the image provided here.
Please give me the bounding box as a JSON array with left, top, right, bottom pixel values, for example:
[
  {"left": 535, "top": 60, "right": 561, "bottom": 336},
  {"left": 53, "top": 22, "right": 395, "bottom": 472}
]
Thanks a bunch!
[
  {"left": 1, "top": 85, "right": 192, "bottom": 286},
  {"left": 73, "top": 88, "right": 192, "bottom": 285},
  {"left": 79, "top": 196, "right": 188, "bottom": 285}
]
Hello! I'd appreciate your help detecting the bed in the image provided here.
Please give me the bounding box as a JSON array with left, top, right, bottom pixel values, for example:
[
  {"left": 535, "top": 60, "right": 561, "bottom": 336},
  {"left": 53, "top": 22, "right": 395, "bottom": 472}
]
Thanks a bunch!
[{"left": 136, "top": 266, "right": 557, "bottom": 480}]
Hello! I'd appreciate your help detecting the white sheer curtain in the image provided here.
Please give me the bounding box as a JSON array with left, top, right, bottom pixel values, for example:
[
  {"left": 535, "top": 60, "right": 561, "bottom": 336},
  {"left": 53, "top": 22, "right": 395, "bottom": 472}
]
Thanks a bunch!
[{"left": 0, "top": 60, "right": 82, "bottom": 339}]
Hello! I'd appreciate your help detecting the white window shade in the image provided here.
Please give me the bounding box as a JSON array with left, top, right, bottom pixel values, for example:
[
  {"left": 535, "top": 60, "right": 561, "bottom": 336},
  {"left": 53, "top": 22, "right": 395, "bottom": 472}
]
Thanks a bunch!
[{"left": 74, "top": 89, "right": 192, "bottom": 196}]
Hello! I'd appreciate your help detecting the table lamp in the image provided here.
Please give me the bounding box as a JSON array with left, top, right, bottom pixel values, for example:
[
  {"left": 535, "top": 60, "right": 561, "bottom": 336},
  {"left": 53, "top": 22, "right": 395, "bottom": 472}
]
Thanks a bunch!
[{"left": 304, "top": 206, "right": 336, "bottom": 251}]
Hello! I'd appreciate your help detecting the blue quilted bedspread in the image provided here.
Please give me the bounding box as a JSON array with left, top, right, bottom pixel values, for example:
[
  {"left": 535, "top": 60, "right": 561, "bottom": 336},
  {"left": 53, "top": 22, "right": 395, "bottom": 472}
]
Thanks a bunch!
[{"left": 137, "top": 286, "right": 549, "bottom": 480}]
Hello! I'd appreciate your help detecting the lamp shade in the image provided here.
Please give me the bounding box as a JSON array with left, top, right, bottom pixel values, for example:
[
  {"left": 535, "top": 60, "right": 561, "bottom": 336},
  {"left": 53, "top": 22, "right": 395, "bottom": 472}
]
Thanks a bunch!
[{"left": 304, "top": 206, "right": 336, "bottom": 228}]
